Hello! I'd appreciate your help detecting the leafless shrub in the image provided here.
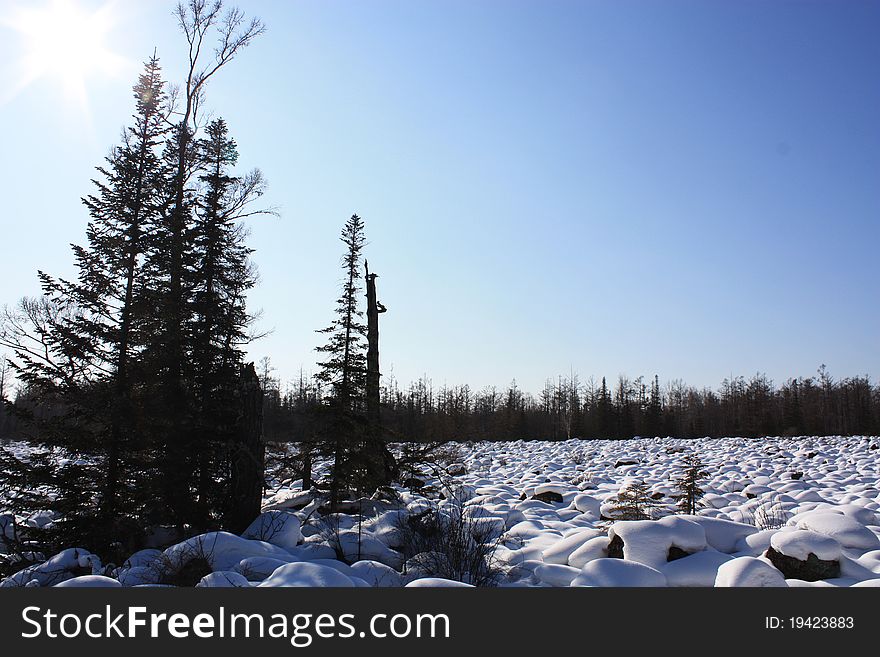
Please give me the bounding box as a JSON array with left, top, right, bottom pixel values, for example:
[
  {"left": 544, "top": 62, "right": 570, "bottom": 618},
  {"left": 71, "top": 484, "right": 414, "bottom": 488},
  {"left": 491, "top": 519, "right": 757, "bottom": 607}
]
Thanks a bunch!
[{"left": 393, "top": 497, "right": 507, "bottom": 587}]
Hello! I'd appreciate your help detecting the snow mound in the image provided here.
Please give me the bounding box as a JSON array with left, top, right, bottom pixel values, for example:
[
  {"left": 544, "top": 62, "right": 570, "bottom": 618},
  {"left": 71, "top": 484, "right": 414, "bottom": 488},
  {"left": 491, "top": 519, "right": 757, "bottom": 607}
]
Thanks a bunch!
[
  {"left": 608, "top": 516, "right": 707, "bottom": 569},
  {"left": 234, "top": 556, "right": 299, "bottom": 581},
  {"left": 567, "top": 536, "right": 611, "bottom": 568},
  {"left": 350, "top": 560, "right": 404, "bottom": 587},
  {"left": 794, "top": 512, "right": 880, "bottom": 550},
  {"left": 258, "top": 562, "right": 356, "bottom": 587},
  {"left": 1, "top": 548, "right": 101, "bottom": 588},
  {"left": 163, "top": 531, "right": 296, "bottom": 573},
  {"left": 770, "top": 530, "right": 841, "bottom": 561},
  {"left": 542, "top": 529, "right": 603, "bottom": 565},
  {"left": 571, "top": 558, "right": 667, "bottom": 587},
  {"left": 197, "top": 571, "right": 251, "bottom": 587},
  {"left": 533, "top": 563, "right": 581, "bottom": 587},
  {"left": 661, "top": 550, "right": 733, "bottom": 587},
  {"left": 677, "top": 516, "right": 758, "bottom": 553},
  {"left": 714, "top": 557, "right": 787, "bottom": 587},
  {"left": 405, "top": 577, "right": 474, "bottom": 587},
  {"left": 241, "top": 511, "right": 303, "bottom": 550},
  {"left": 572, "top": 494, "right": 601, "bottom": 516},
  {"left": 54, "top": 575, "right": 121, "bottom": 588}
]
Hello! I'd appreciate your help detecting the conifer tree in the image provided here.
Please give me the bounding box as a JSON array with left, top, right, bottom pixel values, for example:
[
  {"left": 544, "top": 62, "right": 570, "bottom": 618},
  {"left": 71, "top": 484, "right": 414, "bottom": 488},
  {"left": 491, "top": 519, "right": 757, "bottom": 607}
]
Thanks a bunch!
[
  {"left": 672, "top": 453, "right": 708, "bottom": 515},
  {"left": 315, "top": 214, "right": 369, "bottom": 504},
  {"left": 0, "top": 56, "right": 170, "bottom": 552}
]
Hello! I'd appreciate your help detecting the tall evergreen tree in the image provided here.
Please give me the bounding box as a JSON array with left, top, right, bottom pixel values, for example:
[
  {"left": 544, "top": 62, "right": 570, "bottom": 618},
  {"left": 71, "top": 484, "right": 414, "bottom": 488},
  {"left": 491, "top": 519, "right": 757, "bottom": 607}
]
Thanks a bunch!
[
  {"left": 315, "top": 214, "right": 369, "bottom": 504},
  {"left": 190, "top": 117, "right": 266, "bottom": 526},
  {"left": 0, "top": 56, "right": 169, "bottom": 553}
]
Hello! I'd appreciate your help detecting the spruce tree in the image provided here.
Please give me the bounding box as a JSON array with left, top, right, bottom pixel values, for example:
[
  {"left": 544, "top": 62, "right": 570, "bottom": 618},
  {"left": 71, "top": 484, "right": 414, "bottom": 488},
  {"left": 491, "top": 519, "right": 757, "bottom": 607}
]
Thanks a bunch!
[
  {"left": 0, "top": 57, "right": 169, "bottom": 554},
  {"left": 190, "top": 117, "right": 266, "bottom": 527},
  {"left": 672, "top": 453, "right": 708, "bottom": 515},
  {"left": 315, "top": 214, "right": 369, "bottom": 504}
]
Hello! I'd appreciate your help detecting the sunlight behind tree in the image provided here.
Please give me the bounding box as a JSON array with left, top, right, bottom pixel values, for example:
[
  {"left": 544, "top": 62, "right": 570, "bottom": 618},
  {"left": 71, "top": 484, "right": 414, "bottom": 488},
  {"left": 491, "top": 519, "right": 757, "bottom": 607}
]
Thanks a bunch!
[{"left": 0, "top": 0, "right": 128, "bottom": 110}]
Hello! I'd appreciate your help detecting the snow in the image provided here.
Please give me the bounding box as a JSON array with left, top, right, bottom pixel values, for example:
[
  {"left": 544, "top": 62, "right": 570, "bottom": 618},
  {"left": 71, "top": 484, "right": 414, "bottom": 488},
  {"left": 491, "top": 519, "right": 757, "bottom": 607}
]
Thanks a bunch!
[
  {"left": 1, "top": 548, "right": 101, "bottom": 588},
  {"left": 258, "top": 562, "right": 356, "bottom": 587},
  {"left": 541, "top": 528, "right": 603, "bottom": 565},
  {"left": 793, "top": 512, "right": 880, "bottom": 550},
  {"left": 533, "top": 563, "right": 582, "bottom": 586},
  {"left": 405, "top": 577, "right": 474, "bottom": 587},
  {"left": 4, "top": 434, "right": 880, "bottom": 588},
  {"left": 571, "top": 558, "right": 667, "bottom": 587},
  {"left": 770, "top": 530, "right": 842, "bottom": 561},
  {"left": 162, "top": 531, "right": 296, "bottom": 572},
  {"left": 608, "top": 516, "right": 707, "bottom": 569},
  {"left": 350, "top": 559, "right": 404, "bottom": 587},
  {"left": 241, "top": 511, "right": 303, "bottom": 550},
  {"left": 54, "top": 575, "right": 121, "bottom": 588},
  {"left": 660, "top": 550, "right": 733, "bottom": 587},
  {"left": 197, "top": 571, "right": 251, "bottom": 587},
  {"left": 714, "top": 557, "right": 787, "bottom": 587},
  {"left": 567, "top": 536, "right": 611, "bottom": 568},
  {"left": 677, "top": 516, "right": 758, "bottom": 553}
]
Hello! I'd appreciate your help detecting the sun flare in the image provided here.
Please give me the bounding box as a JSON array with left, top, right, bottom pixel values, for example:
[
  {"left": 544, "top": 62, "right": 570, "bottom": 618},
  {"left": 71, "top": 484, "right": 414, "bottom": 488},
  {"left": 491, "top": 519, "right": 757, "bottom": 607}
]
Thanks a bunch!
[{"left": 1, "top": 0, "right": 127, "bottom": 108}]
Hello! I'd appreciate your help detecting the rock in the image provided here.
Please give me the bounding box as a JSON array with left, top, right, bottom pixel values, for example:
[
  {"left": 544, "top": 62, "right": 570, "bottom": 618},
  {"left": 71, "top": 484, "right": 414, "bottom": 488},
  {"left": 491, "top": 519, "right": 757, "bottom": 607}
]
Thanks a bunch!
[
  {"left": 607, "top": 517, "right": 707, "bottom": 569},
  {"left": 447, "top": 463, "right": 468, "bottom": 476},
  {"left": 615, "top": 460, "right": 638, "bottom": 468},
  {"left": 531, "top": 491, "right": 564, "bottom": 504},
  {"left": 765, "top": 548, "right": 840, "bottom": 582}
]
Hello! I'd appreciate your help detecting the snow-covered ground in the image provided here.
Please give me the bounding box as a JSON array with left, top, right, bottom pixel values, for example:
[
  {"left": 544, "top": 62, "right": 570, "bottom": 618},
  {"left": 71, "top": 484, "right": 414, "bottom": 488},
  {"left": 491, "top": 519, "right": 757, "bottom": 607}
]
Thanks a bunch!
[{"left": 3, "top": 436, "right": 880, "bottom": 587}]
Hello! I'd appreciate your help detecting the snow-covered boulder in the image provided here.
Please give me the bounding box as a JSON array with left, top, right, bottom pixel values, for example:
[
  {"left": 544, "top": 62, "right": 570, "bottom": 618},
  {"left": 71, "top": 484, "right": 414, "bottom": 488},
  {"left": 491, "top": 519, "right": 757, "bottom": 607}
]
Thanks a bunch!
[
  {"left": 234, "top": 556, "right": 298, "bottom": 581},
  {"left": 661, "top": 550, "right": 733, "bottom": 587},
  {"left": 794, "top": 512, "right": 880, "bottom": 550},
  {"left": 258, "top": 562, "right": 356, "bottom": 587},
  {"left": 608, "top": 516, "right": 707, "bottom": 569},
  {"left": 405, "top": 577, "right": 474, "bottom": 587},
  {"left": 677, "top": 516, "right": 758, "bottom": 553},
  {"left": 350, "top": 560, "right": 404, "bottom": 587},
  {"left": 534, "top": 563, "right": 581, "bottom": 587},
  {"left": 241, "top": 511, "right": 303, "bottom": 550},
  {"left": 197, "top": 571, "right": 251, "bottom": 587},
  {"left": 571, "top": 494, "right": 601, "bottom": 517},
  {"left": 571, "top": 558, "right": 667, "bottom": 587},
  {"left": 714, "top": 557, "right": 787, "bottom": 587},
  {"left": 542, "top": 529, "right": 603, "bottom": 565},
  {"left": 1, "top": 548, "right": 101, "bottom": 588},
  {"left": 162, "top": 531, "right": 297, "bottom": 576},
  {"left": 567, "top": 536, "right": 611, "bottom": 569},
  {"left": 765, "top": 531, "right": 842, "bottom": 582},
  {"left": 54, "top": 575, "right": 121, "bottom": 588},
  {"left": 331, "top": 531, "right": 404, "bottom": 569}
]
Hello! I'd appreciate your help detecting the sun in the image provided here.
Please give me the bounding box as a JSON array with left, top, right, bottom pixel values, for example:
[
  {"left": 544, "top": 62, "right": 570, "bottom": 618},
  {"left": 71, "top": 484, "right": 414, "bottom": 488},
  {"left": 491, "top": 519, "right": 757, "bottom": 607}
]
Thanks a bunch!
[{"left": 1, "top": 0, "right": 127, "bottom": 109}]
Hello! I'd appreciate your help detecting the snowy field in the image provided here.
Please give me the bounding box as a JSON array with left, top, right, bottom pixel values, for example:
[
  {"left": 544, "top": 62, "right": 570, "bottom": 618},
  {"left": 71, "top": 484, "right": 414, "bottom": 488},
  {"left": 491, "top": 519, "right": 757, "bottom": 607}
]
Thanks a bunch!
[{"left": 3, "top": 435, "right": 880, "bottom": 587}]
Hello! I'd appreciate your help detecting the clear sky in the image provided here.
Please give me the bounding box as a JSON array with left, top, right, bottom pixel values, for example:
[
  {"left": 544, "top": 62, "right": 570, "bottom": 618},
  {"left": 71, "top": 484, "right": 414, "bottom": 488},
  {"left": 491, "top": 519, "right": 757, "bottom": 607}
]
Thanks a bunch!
[{"left": 0, "top": 0, "right": 878, "bottom": 395}]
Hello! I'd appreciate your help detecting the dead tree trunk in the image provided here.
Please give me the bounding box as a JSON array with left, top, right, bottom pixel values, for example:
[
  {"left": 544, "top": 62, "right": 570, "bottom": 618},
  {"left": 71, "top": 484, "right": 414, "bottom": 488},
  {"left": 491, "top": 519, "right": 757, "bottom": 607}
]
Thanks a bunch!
[
  {"left": 364, "top": 262, "right": 398, "bottom": 489},
  {"left": 227, "top": 362, "right": 264, "bottom": 533}
]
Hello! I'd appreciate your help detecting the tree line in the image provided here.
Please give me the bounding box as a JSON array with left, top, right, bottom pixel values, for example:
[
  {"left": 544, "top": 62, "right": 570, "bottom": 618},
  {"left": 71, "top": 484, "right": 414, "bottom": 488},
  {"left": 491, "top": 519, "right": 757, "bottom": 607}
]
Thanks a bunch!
[{"left": 258, "top": 366, "right": 879, "bottom": 443}]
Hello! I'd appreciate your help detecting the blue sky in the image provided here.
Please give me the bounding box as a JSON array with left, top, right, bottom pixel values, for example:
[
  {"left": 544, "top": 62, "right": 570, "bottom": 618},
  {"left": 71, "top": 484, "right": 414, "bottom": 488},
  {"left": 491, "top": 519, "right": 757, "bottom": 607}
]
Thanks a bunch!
[{"left": 0, "top": 0, "right": 878, "bottom": 395}]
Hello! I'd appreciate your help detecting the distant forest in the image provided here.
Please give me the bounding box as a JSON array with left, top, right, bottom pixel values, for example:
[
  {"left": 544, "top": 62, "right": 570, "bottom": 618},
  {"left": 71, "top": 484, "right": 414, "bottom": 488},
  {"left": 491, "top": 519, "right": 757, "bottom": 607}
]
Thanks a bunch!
[{"left": 255, "top": 364, "right": 879, "bottom": 443}]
